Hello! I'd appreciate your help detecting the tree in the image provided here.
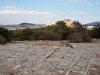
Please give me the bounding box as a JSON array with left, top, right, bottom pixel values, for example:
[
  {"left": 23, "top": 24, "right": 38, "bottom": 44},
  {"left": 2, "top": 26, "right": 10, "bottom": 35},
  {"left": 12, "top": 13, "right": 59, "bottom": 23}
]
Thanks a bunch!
[
  {"left": 46, "top": 21, "right": 74, "bottom": 39},
  {"left": 73, "top": 21, "right": 83, "bottom": 32}
]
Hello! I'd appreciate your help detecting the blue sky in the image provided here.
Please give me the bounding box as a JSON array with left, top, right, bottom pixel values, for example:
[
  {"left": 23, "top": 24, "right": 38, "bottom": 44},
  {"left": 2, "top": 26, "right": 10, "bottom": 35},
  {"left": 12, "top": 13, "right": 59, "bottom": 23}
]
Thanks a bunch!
[{"left": 0, "top": 0, "right": 100, "bottom": 24}]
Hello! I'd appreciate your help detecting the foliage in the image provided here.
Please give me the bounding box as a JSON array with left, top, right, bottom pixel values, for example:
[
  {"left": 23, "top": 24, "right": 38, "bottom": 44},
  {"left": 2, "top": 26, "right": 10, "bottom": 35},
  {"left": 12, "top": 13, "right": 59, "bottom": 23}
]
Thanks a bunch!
[
  {"left": 37, "top": 30, "right": 62, "bottom": 40},
  {"left": 90, "top": 26, "right": 100, "bottom": 38},
  {"left": 68, "top": 32, "right": 93, "bottom": 43},
  {"left": 0, "top": 27, "right": 12, "bottom": 42},
  {"left": 67, "top": 21, "right": 93, "bottom": 43},
  {"left": 11, "top": 30, "right": 23, "bottom": 41},
  {"left": 0, "top": 35, "right": 7, "bottom": 44},
  {"left": 46, "top": 21, "right": 74, "bottom": 39},
  {"left": 73, "top": 21, "right": 83, "bottom": 32},
  {"left": 21, "top": 28, "right": 33, "bottom": 40},
  {"left": 0, "top": 20, "right": 97, "bottom": 42}
]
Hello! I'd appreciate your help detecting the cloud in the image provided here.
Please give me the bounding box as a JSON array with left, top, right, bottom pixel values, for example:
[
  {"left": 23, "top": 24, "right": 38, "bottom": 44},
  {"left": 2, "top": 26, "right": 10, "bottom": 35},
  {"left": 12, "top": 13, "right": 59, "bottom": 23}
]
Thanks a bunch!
[
  {"left": 0, "top": 6, "right": 61, "bottom": 24},
  {"left": 72, "top": 0, "right": 88, "bottom": 3},
  {"left": 72, "top": 12, "right": 89, "bottom": 16},
  {"left": 0, "top": 6, "right": 55, "bottom": 17}
]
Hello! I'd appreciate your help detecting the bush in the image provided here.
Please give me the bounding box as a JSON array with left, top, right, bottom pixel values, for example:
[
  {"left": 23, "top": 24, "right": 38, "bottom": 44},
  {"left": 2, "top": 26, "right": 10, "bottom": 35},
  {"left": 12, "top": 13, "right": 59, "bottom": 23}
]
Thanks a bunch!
[
  {"left": 68, "top": 32, "right": 92, "bottom": 43},
  {"left": 20, "top": 28, "right": 33, "bottom": 40},
  {"left": 46, "top": 21, "right": 74, "bottom": 39},
  {"left": 90, "top": 26, "right": 100, "bottom": 38},
  {"left": 0, "top": 27, "right": 12, "bottom": 42},
  {"left": 37, "top": 30, "right": 62, "bottom": 40},
  {"left": 10, "top": 30, "right": 23, "bottom": 41},
  {"left": 0, "top": 35, "right": 7, "bottom": 44}
]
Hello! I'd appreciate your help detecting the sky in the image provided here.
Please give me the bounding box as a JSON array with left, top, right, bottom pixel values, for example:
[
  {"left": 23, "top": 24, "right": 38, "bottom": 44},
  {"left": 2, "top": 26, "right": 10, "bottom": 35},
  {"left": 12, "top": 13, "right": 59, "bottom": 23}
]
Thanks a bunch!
[{"left": 0, "top": 0, "right": 100, "bottom": 24}]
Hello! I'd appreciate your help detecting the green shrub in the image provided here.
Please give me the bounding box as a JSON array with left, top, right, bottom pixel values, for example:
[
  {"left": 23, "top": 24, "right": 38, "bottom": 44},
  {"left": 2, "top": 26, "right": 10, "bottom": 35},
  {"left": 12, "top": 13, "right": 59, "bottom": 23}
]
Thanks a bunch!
[
  {"left": 68, "top": 32, "right": 92, "bottom": 43},
  {"left": 19, "top": 28, "right": 33, "bottom": 40},
  {"left": 37, "top": 30, "right": 62, "bottom": 40},
  {"left": 0, "top": 27, "right": 12, "bottom": 42},
  {"left": 46, "top": 21, "right": 74, "bottom": 39},
  {"left": 0, "top": 35, "right": 7, "bottom": 44},
  {"left": 90, "top": 26, "right": 100, "bottom": 38}
]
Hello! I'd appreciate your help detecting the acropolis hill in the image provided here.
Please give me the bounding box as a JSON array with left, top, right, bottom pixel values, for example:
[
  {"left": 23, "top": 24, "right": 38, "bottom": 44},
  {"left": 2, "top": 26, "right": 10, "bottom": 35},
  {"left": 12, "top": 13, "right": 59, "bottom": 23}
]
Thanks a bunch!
[{"left": 46, "top": 19, "right": 74, "bottom": 28}]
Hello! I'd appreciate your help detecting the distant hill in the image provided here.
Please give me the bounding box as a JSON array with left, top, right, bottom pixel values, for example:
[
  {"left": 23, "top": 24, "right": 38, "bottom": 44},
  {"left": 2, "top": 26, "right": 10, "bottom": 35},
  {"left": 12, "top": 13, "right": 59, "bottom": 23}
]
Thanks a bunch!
[
  {"left": 84, "top": 21, "right": 100, "bottom": 26},
  {"left": 19, "top": 23, "right": 35, "bottom": 26},
  {"left": 0, "top": 23, "right": 45, "bottom": 30}
]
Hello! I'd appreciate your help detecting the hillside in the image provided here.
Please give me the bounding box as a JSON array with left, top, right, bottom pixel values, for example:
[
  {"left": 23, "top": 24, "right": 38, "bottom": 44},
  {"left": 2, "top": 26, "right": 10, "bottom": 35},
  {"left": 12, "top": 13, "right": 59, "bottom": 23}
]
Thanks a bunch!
[{"left": 84, "top": 21, "right": 100, "bottom": 26}]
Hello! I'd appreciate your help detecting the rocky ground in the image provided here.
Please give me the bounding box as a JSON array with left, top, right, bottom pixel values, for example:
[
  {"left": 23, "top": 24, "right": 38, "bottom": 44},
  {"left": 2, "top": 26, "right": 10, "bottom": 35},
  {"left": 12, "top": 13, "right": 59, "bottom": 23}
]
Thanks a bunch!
[{"left": 0, "top": 41, "right": 100, "bottom": 75}]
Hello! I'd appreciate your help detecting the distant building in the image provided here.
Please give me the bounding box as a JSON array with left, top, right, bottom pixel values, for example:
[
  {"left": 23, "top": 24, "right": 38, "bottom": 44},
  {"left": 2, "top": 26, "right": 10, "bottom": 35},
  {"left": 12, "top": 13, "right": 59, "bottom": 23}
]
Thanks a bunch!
[
  {"left": 87, "top": 26, "right": 94, "bottom": 30},
  {"left": 64, "top": 19, "right": 74, "bottom": 27},
  {"left": 46, "top": 19, "right": 74, "bottom": 28},
  {"left": 46, "top": 22, "right": 56, "bottom": 26}
]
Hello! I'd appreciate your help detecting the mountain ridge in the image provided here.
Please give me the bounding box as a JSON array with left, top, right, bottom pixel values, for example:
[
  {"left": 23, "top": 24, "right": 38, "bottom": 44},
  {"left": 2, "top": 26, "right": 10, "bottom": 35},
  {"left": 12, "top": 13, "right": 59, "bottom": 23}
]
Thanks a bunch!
[{"left": 84, "top": 20, "right": 100, "bottom": 26}]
